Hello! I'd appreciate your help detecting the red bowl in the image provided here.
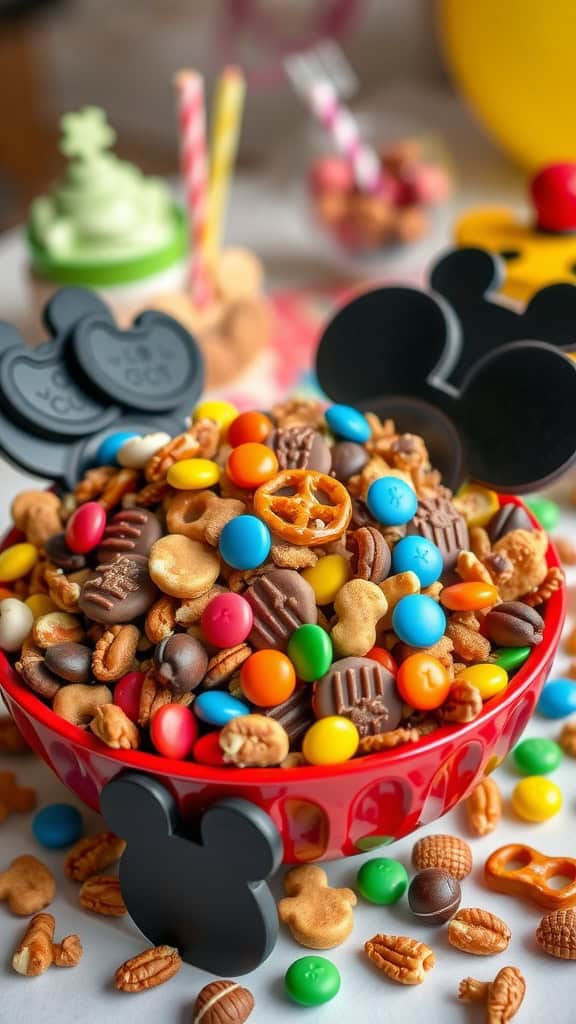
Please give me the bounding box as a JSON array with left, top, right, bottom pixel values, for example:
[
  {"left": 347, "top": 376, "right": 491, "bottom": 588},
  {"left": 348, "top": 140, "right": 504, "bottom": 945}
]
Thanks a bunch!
[{"left": 0, "top": 497, "right": 564, "bottom": 863}]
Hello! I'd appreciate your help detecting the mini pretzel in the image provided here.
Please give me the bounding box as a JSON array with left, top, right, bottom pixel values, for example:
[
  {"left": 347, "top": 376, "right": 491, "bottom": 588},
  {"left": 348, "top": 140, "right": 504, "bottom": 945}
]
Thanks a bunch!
[
  {"left": 253, "top": 469, "right": 352, "bottom": 546},
  {"left": 485, "top": 844, "right": 576, "bottom": 909}
]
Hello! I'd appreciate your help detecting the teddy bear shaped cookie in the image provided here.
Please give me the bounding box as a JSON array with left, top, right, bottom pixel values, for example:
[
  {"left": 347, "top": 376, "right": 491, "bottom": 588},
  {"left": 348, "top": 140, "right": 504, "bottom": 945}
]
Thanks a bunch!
[
  {"left": 278, "top": 864, "right": 357, "bottom": 949},
  {"left": 455, "top": 163, "right": 576, "bottom": 302},
  {"left": 99, "top": 770, "right": 282, "bottom": 976}
]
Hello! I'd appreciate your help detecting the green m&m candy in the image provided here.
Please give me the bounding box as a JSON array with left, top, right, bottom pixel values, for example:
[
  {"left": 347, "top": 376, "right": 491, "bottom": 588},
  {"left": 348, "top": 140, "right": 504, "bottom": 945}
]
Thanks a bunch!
[
  {"left": 513, "top": 737, "right": 563, "bottom": 775},
  {"left": 287, "top": 624, "right": 333, "bottom": 682},
  {"left": 493, "top": 647, "right": 531, "bottom": 673},
  {"left": 285, "top": 956, "right": 341, "bottom": 1006},
  {"left": 525, "top": 497, "right": 560, "bottom": 532},
  {"left": 356, "top": 857, "right": 409, "bottom": 905}
]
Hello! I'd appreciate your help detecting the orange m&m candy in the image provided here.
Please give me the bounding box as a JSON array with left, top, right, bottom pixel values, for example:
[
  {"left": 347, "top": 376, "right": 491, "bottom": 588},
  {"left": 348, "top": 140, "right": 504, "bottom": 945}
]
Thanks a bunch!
[
  {"left": 240, "top": 649, "right": 296, "bottom": 707},
  {"left": 396, "top": 653, "right": 451, "bottom": 710},
  {"left": 228, "top": 411, "right": 273, "bottom": 447},
  {"left": 227, "top": 443, "right": 279, "bottom": 489},
  {"left": 366, "top": 646, "right": 398, "bottom": 676},
  {"left": 440, "top": 582, "right": 499, "bottom": 611}
]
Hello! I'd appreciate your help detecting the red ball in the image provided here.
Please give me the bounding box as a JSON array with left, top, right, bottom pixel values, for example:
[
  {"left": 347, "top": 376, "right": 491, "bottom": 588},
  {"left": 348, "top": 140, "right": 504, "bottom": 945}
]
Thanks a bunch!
[
  {"left": 531, "top": 163, "right": 576, "bottom": 232},
  {"left": 193, "top": 730, "right": 227, "bottom": 766},
  {"left": 150, "top": 704, "right": 198, "bottom": 760},
  {"left": 201, "top": 592, "right": 253, "bottom": 648},
  {"left": 65, "top": 501, "right": 107, "bottom": 554},
  {"left": 114, "top": 671, "right": 145, "bottom": 723}
]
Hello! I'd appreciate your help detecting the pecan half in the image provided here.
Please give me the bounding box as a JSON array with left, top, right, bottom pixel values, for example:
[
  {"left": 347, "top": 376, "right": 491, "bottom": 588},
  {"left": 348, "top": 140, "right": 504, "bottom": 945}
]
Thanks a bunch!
[
  {"left": 347, "top": 526, "right": 391, "bottom": 583},
  {"left": 74, "top": 467, "right": 116, "bottom": 503},
  {"left": 204, "top": 644, "right": 252, "bottom": 688},
  {"left": 114, "top": 945, "right": 182, "bottom": 992},
  {"left": 466, "top": 777, "right": 502, "bottom": 837},
  {"left": 441, "top": 681, "right": 483, "bottom": 723},
  {"left": 522, "top": 565, "right": 564, "bottom": 607},
  {"left": 99, "top": 469, "right": 140, "bottom": 511},
  {"left": 449, "top": 908, "right": 511, "bottom": 955},
  {"left": 219, "top": 714, "right": 289, "bottom": 766},
  {"left": 137, "top": 669, "right": 193, "bottom": 727},
  {"left": 90, "top": 704, "right": 140, "bottom": 750},
  {"left": 145, "top": 595, "right": 178, "bottom": 642},
  {"left": 559, "top": 721, "right": 576, "bottom": 757},
  {"left": 79, "top": 876, "right": 127, "bottom": 917},
  {"left": 358, "top": 727, "right": 420, "bottom": 754},
  {"left": 364, "top": 933, "right": 435, "bottom": 985},
  {"left": 459, "top": 965, "right": 525, "bottom": 1024},
  {"left": 536, "top": 908, "right": 576, "bottom": 959},
  {"left": 65, "top": 832, "right": 126, "bottom": 882},
  {"left": 92, "top": 624, "right": 140, "bottom": 682},
  {"left": 447, "top": 621, "right": 491, "bottom": 662}
]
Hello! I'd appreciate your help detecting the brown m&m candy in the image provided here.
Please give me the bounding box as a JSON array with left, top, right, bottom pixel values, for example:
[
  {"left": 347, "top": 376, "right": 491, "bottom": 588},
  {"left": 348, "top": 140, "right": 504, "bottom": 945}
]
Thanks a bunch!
[
  {"left": 79, "top": 556, "right": 158, "bottom": 624},
  {"left": 245, "top": 569, "right": 317, "bottom": 652},
  {"left": 97, "top": 508, "right": 162, "bottom": 563},
  {"left": 313, "top": 656, "right": 402, "bottom": 737},
  {"left": 408, "top": 868, "right": 461, "bottom": 925},
  {"left": 154, "top": 634, "right": 208, "bottom": 693}
]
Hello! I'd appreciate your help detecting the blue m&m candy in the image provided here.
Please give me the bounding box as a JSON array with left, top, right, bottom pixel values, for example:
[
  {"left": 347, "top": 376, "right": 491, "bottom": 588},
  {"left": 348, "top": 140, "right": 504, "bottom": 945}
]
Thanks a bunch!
[
  {"left": 219, "top": 514, "right": 271, "bottom": 570},
  {"left": 96, "top": 431, "right": 139, "bottom": 466},
  {"left": 194, "top": 691, "right": 250, "bottom": 727},
  {"left": 32, "top": 803, "right": 83, "bottom": 849},
  {"left": 325, "top": 404, "right": 371, "bottom": 444},
  {"left": 366, "top": 477, "right": 418, "bottom": 527},
  {"left": 537, "top": 678, "right": 576, "bottom": 719},
  {"left": 391, "top": 535, "right": 443, "bottom": 587},
  {"left": 392, "top": 594, "right": 446, "bottom": 647}
]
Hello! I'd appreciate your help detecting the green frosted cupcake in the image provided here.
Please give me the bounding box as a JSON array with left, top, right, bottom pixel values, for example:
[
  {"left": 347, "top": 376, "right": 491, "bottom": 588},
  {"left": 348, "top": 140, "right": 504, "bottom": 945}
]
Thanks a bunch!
[{"left": 27, "top": 106, "right": 186, "bottom": 316}]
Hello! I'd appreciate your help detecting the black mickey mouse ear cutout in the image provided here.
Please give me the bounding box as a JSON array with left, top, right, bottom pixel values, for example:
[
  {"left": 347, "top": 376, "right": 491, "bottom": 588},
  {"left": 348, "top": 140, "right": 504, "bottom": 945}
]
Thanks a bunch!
[
  {"left": 316, "top": 245, "right": 576, "bottom": 493},
  {"left": 0, "top": 286, "right": 204, "bottom": 485}
]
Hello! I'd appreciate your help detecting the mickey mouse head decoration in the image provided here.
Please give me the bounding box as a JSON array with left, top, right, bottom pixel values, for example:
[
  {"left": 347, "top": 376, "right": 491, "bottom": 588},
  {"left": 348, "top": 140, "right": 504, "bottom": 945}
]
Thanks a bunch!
[
  {"left": 317, "top": 246, "right": 576, "bottom": 493},
  {"left": 99, "top": 772, "right": 282, "bottom": 976},
  {"left": 0, "top": 287, "right": 204, "bottom": 487}
]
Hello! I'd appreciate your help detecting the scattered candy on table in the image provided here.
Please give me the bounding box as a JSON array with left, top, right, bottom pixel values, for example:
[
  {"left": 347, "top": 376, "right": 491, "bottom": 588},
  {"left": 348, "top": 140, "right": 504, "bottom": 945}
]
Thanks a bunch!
[
  {"left": 537, "top": 679, "right": 576, "bottom": 719},
  {"left": 356, "top": 857, "right": 409, "bottom": 905},
  {"left": 284, "top": 955, "right": 341, "bottom": 1006},
  {"left": 511, "top": 777, "right": 563, "bottom": 822},
  {"left": 513, "top": 737, "right": 563, "bottom": 776},
  {"left": 32, "top": 803, "right": 83, "bottom": 849}
]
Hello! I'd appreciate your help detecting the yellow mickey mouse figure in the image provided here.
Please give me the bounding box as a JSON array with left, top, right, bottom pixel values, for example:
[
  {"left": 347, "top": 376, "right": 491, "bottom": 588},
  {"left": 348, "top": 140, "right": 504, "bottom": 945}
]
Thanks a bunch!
[
  {"left": 278, "top": 865, "right": 357, "bottom": 949},
  {"left": 456, "top": 163, "right": 576, "bottom": 302}
]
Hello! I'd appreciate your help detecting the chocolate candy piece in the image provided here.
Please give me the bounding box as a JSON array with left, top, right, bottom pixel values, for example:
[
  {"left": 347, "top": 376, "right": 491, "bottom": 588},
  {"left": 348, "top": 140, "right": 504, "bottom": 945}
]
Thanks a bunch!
[
  {"left": 262, "top": 685, "right": 315, "bottom": 749},
  {"left": 268, "top": 426, "right": 332, "bottom": 475},
  {"left": 487, "top": 504, "right": 535, "bottom": 543},
  {"left": 313, "top": 656, "right": 402, "bottom": 736},
  {"left": 154, "top": 634, "right": 208, "bottom": 694},
  {"left": 44, "top": 642, "right": 92, "bottom": 683},
  {"left": 245, "top": 569, "right": 317, "bottom": 652},
  {"left": 44, "top": 532, "right": 87, "bottom": 572},
  {"left": 485, "top": 601, "right": 544, "bottom": 648},
  {"left": 408, "top": 868, "right": 461, "bottom": 925},
  {"left": 330, "top": 441, "right": 369, "bottom": 483},
  {"left": 346, "top": 526, "right": 391, "bottom": 583},
  {"left": 406, "top": 496, "right": 468, "bottom": 575},
  {"left": 98, "top": 507, "right": 162, "bottom": 564},
  {"left": 79, "top": 555, "right": 157, "bottom": 624}
]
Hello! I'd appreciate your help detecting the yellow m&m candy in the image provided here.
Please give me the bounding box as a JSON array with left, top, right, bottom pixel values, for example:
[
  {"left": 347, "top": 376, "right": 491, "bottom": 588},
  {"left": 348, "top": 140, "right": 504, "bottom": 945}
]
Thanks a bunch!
[
  {"left": 302, "top": 716, "right": 359, "bottom": 765},
  {"left": 512, "top": 777, "right": 563, "bottom": 822},
  {"left": 302, "top": 555, "right": 350, "bottom": 606},
  {"left": 193, "top": 400, "right": 238, "bottom": 434},
  {"left": 457, "top": 663, "right": 508, "bottom": 700},
  {"left": 0, "top": 543, "right": 38, "bottom": 583},
  {"left": 166, "top": 459, "right": 220, "bottom": 490},
  {"left": 25, "top": 594, "right": 58, "bottom": 618}
]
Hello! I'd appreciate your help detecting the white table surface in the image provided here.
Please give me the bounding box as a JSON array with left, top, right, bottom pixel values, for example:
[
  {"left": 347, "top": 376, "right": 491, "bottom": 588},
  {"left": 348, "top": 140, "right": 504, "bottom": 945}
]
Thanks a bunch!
[{"left": 2, "top": 87, "right": 576, "bottom": 1023}]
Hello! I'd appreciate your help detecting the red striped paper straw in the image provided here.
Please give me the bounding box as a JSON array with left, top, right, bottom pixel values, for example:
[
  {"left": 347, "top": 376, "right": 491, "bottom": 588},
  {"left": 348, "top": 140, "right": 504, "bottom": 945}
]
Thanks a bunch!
[
  {"left": 307, "top": 78, "right": 394, "bottom": 197},
  {"left": 174, "top": 69, "right": 212, "bottom": 307}
]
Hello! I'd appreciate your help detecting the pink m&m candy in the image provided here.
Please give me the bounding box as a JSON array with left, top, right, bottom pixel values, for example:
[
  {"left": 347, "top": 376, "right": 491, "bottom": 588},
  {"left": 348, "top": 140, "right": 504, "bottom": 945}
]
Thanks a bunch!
[
  {"left": 114, "top": 671, "right": 145, "bottom": 723},
  {"left": 150, "top": 704, "right": 198, "bottom": 760},
  {"left": 65, "top": 501, "right": 106, "bottom": 554},
  {"left": 201, "top": 592, "right": 253, "bottom": 648}
]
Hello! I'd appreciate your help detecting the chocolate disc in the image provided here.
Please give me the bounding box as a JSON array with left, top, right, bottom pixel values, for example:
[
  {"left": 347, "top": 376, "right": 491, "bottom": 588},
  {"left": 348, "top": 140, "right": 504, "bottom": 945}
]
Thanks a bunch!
[
  {"left": 44, "top": 532, "right": 87, "bottom": 572},
  {"left": 406, "top": 496, "right": 468, "bottom": 576},
  {"left": 79, "top": 555, "right": 158, "bottom": 624},
  {"left": 262, "top": 685, "right": 315, "bottom": 748},
  {"left": 98, "top": 508, "right": 163, "bottom": 564},
  {"left": 245, "top": 569, "right": 317, "bottom": 652},
  {"left": 267, "top": 426, "right": 332, "bottom": 475},
  {"left": 313, "top": 656, "right": 402, "bottom": 737}
]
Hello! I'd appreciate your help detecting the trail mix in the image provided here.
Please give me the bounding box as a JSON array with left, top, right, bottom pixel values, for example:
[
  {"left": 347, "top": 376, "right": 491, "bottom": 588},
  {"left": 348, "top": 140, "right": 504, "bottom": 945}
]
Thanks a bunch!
[{"left": 0, "top": 398, "right": 563, "bottom": 767}]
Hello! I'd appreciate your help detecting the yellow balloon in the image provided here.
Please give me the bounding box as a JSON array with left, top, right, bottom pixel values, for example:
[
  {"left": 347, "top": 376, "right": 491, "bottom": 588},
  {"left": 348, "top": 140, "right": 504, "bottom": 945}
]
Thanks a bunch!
[{"left": 438, "top": 1, "right": 576, "bottom": 169}]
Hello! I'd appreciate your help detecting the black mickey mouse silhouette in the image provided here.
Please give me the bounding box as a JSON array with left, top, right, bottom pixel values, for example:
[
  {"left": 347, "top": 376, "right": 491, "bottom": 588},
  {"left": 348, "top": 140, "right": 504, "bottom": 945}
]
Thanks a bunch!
[
  {"left": 99, "top": 771, "right": 283, "bottom": 976},
  {"left": 317, "top": 246, "right": 576, "bottom": 492},
  {"left": 0, "top": 287, "right": 204, "bottom": 487}
]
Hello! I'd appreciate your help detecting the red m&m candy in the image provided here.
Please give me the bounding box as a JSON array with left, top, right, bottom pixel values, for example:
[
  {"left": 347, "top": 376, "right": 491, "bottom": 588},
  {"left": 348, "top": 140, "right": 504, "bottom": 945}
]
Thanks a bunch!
[
  {"left": 114, "top": 671, "right": 145, "bottom": 723},
  {"left": 201, "top": 592, "right": 253, "bottom": 648},
  {"left": 226, "top": 443, "right": 278, "bottom": 489},
  {"left": 366, "top": 646, "right": 398, "bottom": 676},
  {"left": 193, "top": 730, "right": 227, "bottom": 766},
  {"left": 228, "top": 411, "right": 273, "bottom": 447},
  {"left": 150, "top": 704, "right": 198, "bottom": 759},
  {"left": 65, "top": 501, "right": 106, "bottom": 554}
]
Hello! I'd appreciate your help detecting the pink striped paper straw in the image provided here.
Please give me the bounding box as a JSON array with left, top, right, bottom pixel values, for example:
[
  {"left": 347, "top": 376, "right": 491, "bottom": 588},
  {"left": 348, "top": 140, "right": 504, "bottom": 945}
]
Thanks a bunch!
[
  {"left": 307, "top": 79, "right": 394, "bottom": 196},
  {"left": 174, "top": 69, "right": 212, "bottom": 307}
]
